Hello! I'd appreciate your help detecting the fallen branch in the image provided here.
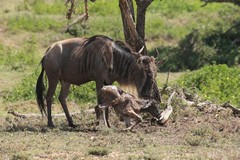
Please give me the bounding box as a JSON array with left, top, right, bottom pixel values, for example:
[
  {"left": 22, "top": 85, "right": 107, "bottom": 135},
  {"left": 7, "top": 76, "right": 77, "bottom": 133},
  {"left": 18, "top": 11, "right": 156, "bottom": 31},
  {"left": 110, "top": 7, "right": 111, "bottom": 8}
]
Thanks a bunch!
[
  {"left": 8, "top": 109, "right": 95, "bottom": 119},
  {"left": 158, "top": 91, "right": 176, "bottom": 125},
  {"left": 221, "top": 102, "right": 240, "bottom": 116},
  {"left": 8, "top": 110, "right": 42, "bottom": 118},
  {"left": 200, "top": 0, "right": 240, "bottom": 7}
]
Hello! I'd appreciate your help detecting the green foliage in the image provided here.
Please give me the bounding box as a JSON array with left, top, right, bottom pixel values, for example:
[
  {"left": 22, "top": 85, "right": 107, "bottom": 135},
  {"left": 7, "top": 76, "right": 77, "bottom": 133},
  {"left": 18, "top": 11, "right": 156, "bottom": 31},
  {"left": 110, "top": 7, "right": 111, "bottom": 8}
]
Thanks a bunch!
[
  {"left": 148, "top": 2, "right": 240, "bottom": 71},
  {"left": 178, "top": 65, "right": 240, "bottom": 106},
  {"left": 89, "top": 0, "right": 120, "bottom": 16},
  {"left": 7, "top": 14, "right": 65, "bottom": 32},
  {"left": 68, "top": 15, "right": 123, "bottom": 39},
  {"left": 32, "top": 0, "right": 65, "bottom": 15},
  {"left": 5, "top": 68, "right": 97, "bottom": 104},
  {"left": 0, "top": 38, "right": 38, "bottom": 71},
  {"left": 17, "top": 0, "right": 65, "bottom": 15},
  {"left": 153, "top": 24, "right": 240, "bottom": 71}
]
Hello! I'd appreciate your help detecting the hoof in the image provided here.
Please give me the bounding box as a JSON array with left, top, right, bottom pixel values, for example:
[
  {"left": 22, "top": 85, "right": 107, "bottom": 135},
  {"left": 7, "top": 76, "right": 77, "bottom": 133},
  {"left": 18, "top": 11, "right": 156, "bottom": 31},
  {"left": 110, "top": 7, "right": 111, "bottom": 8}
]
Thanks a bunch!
[
  {"left": 95, "top": 121, "right": 100, "bottom": 126},
  {"left": 47, "top": 124, "right": 55, "bottom": 129},
  {"left": 121, "top": 127, "right": 135, "bottom": 133},
  {"left": 69, "top": 123, "right": 76, "bottom": 128}
]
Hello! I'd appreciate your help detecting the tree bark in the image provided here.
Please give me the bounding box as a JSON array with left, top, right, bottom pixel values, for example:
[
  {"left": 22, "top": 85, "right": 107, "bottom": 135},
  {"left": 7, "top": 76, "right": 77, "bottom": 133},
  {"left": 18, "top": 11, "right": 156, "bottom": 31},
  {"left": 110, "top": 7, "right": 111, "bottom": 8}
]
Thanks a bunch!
[
  {"left": 136, "top": 0, "right": 153, "bottom": 41},
  {"left": 119, "top": 0, "right": 148, "bottom": 54}
]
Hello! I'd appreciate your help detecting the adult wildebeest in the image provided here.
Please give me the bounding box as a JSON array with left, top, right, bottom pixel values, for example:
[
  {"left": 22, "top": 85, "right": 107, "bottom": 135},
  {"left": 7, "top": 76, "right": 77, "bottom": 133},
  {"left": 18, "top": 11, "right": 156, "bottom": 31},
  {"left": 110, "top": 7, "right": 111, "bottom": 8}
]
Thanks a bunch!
[{"left": 36, "top": 35, "right": 161, "bottom": 127}]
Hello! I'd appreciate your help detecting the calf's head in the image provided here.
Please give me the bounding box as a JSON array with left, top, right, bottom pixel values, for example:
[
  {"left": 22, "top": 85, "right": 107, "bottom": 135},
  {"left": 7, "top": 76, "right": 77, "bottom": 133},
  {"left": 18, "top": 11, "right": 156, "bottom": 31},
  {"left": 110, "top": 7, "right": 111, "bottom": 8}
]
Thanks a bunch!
[{"left": 140, "top": 100, "right": 161, "bottom": 119}]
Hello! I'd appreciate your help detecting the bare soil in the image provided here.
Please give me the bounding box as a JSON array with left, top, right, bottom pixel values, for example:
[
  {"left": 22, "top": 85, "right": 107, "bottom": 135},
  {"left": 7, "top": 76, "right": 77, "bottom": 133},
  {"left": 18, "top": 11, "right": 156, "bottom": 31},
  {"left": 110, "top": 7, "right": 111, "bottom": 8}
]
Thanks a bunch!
[{"left": 0, "top": 101, "right": 239, "bottom": 160}]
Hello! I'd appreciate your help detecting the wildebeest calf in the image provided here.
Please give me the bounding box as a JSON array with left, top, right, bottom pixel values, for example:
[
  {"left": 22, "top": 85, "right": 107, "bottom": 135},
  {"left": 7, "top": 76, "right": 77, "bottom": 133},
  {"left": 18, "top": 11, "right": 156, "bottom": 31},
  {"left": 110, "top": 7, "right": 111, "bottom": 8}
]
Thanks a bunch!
[{"left": 95, "top": 85, "right": 161, "bottom": 131}]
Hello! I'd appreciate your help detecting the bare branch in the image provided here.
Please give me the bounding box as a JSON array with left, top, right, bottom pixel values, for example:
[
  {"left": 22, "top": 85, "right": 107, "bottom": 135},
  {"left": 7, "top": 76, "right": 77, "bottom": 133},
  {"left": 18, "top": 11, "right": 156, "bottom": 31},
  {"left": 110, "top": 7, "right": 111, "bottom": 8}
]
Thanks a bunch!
[
  {"left": 201, "top": 0, "right": 240, "bottom": 7},
  {"left": 84, "top": 0, "right": 89, "bottom": 20},
  {"left": 8, "top": 109, "right": 95, "bottom": 119},
  {"left": 157, "top": 91, "right": 176, "bottom": 125},
  {"left": 221, "top": 102, "right": 240, "bottom": 116},
  {"left": 66, "top": 0, "right": 76, "bottom": 19},
  {"left": 65, "top": 14, "right": 87, "bottom": 32}
]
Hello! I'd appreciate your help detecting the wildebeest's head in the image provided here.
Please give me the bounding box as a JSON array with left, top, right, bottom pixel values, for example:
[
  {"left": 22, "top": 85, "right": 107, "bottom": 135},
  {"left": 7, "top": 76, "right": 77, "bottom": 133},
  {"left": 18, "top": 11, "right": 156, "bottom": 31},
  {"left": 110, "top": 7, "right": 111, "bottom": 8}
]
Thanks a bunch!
[{"left": 130, "top": 49, "right": 161, "bottom": 102}]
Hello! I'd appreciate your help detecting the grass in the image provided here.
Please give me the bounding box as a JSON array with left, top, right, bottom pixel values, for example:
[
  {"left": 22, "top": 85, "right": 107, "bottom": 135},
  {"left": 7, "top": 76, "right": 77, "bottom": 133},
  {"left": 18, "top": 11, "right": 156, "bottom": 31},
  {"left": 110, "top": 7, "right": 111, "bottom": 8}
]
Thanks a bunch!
[
  {"left": 178, "top": 65, "right": 240, "bottom": 106},
  {"left": 88, "top": 147, "right": 109, "bottom": 156}
]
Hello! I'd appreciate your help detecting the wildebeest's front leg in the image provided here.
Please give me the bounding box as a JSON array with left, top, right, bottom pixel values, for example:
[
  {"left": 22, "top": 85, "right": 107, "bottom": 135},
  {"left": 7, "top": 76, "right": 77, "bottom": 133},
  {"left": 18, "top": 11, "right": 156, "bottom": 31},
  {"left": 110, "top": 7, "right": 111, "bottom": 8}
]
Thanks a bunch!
[
  {"left": 46, "top": 78, "right": 59, "bottom": 127},
  {"left": 59, "top": 81, "right": 74, "bottom": 127}
]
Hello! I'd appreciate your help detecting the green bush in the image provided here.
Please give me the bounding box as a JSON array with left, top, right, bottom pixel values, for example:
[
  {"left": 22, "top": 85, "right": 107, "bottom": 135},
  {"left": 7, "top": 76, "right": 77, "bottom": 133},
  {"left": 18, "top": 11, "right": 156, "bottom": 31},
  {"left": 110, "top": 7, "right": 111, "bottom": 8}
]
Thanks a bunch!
[
  {"left": 178, "top": 65, "right": 240, "bottom": 106},
  {"left": 153, "top": 26, "right": 240, "bottom": 72},
  {"left": 88, "top": 147, "right": 109, "bottom": 156},
  {"left": 0, "top": 39, "right": 38, "bottom": 71}
]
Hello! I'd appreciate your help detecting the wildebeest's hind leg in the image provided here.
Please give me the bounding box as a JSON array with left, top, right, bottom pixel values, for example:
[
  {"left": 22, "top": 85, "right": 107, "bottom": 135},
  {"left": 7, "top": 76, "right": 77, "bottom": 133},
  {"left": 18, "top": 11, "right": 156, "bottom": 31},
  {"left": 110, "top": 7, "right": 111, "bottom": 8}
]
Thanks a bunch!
[
  {"left": 46, "top": 78, "right": 59, "bottom": 127},
  {"left": 59, "top": 81, "right": 75, "bottom": 127}
]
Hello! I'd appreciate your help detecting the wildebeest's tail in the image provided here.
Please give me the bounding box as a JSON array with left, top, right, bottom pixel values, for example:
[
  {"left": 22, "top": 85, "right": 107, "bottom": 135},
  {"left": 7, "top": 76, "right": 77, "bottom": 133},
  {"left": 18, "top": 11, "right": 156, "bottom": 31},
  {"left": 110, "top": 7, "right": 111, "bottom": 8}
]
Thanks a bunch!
[
  {"left": 36, "top": 60, "right": 46, "bottom": 116},
  {"left": 36, "top": 46, "right": 52, "bottom": 116}
]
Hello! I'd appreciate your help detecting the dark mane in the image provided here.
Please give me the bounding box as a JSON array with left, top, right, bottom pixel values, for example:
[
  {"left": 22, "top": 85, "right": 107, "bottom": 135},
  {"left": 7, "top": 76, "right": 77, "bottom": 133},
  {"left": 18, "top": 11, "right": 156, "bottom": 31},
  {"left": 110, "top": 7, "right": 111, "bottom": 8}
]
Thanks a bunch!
[
  {"left": 83, "top": 35, "right": 114, "bottom": 47},
  {"left": 110, "top": 41, "right": 137, "bottom": 84},
  {"left": 114, "top": 40, "right": 132, "bottom": 53}
]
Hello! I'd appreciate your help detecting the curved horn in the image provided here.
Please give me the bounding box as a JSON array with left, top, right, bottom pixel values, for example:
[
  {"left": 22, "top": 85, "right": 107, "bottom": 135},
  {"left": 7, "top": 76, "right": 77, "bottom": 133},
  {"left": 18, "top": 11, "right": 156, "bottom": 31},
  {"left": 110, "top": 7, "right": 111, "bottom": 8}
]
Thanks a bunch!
[{"left": 137, "top": 46, "right": 144, "bottom": 54}]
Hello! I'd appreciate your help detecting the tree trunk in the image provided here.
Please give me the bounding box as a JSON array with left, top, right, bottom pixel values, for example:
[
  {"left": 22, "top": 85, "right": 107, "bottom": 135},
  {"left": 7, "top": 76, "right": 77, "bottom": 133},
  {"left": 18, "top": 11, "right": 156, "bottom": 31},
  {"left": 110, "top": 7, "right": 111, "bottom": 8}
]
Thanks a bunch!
[
  {"left": 136, "top": 0, "right": 153, "bottom": 40},
  {"left": 119, "top": 0, "right": 151, "bottom": 55}
]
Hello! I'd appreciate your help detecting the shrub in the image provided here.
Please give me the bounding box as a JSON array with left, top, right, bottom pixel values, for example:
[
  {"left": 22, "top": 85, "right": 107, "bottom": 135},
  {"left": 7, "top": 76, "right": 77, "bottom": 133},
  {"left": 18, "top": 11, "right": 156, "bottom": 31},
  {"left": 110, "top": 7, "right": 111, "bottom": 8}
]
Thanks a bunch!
[
  {"left": 178, "top": 65, "right": 240, "bottom": 106},
  {"left": 88, "top": 147, "right": 109, "bottom": 156},
  {"left": 153, "top": 27, "right": 240, "bottom": 72}
]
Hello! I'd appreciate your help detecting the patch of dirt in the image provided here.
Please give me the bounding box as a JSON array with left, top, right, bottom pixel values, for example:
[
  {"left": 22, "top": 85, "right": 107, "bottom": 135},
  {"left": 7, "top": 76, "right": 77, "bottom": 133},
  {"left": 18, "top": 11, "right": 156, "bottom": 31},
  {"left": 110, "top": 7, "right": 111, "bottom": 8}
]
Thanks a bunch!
[{"left": 1, "top": 98, "right": 240, "bottom": 159}]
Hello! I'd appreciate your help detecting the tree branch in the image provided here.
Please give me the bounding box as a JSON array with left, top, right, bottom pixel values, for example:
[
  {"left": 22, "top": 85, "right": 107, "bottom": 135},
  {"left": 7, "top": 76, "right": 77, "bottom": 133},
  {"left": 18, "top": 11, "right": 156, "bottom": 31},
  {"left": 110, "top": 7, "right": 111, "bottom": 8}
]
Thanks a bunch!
[
  {"left": 221, "top": 102, "right": 240, "bottom": 116},
  {"left": 65, "top": 14, "right": 87, "bottom": 32},
  {"left": 135, "top": 0, "right": 153, "bottom": 40},
  {"left": 201, "top": 0, "right": 240, "bottom": 7},
  {"left": 8, "top": 109, "right": 95, "bottom": 118},
  {"left": 157, "top": 91, "right": 176, "bottom": 125}
]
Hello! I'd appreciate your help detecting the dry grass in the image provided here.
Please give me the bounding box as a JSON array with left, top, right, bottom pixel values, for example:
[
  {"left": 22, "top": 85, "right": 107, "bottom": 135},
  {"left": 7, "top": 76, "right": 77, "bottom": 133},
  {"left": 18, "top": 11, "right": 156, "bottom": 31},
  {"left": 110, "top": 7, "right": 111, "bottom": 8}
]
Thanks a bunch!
[{"left": 0, "top": 100, "right": 240, "bottom": 160}]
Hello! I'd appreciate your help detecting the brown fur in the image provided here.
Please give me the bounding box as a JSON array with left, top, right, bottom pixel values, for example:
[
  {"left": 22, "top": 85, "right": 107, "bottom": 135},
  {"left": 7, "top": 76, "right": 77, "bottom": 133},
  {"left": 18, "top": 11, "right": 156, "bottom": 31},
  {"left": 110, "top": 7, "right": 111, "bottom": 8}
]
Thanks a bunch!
[
  {"left": 96, "top": 85, "right": 161, "bottom": 131},
  {"left": 36, "top": 35, "right": 161, "bottom": 127}
]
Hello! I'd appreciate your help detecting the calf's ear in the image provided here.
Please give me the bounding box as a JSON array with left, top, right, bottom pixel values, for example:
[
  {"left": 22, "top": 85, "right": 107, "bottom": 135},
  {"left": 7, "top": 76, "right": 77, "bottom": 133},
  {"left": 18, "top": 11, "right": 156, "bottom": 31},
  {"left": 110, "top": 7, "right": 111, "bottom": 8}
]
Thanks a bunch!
[{"left": 142, "top": 100, "right": 152, "bottom": 109}]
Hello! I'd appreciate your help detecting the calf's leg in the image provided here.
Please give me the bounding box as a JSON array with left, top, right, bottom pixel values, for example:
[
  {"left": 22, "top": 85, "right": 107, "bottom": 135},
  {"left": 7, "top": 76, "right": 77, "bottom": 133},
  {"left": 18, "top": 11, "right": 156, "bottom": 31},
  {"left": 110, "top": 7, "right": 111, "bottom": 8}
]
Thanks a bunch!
[{"left": 126, "top": 110, "right": 143, "bottom": 131}]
